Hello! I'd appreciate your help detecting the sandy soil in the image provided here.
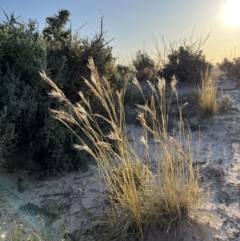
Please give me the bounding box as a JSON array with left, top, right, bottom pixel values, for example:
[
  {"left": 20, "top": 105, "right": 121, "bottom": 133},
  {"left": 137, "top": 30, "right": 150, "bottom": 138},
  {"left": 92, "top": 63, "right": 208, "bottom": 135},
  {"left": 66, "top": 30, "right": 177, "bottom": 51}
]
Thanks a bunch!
[{"left": 0, "top": 77, "right": 239, "bottom": 241}]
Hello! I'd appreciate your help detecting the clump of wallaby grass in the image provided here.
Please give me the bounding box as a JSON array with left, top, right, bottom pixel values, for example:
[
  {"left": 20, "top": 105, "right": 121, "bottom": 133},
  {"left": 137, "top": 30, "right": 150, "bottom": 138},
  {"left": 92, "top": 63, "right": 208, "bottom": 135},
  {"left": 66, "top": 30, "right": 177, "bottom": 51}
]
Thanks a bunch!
[
  {"left": 198, "top": 68, "right": 217, "bottom": 116},
  {"left": 217, "top": 90, "right": 234, "bottom": 113},
  {"left": 40, "top": 58, "right": 202, "bottom": 241}
]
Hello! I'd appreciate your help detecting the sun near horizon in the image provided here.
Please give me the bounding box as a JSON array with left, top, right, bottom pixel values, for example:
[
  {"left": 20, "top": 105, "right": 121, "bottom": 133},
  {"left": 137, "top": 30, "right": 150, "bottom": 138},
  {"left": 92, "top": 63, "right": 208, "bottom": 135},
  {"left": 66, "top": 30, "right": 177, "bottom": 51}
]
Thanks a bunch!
[{"left": 223, "top": 0, "right": 240, "bottom": 26}]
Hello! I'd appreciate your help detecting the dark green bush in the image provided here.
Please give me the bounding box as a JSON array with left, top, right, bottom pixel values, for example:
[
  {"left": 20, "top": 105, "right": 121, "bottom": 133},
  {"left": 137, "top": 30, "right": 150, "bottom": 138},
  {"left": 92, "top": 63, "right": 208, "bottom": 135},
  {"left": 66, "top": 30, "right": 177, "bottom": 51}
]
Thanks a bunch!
[
  {"left": 0, "top": 107, "right": 16, "bottom": 163},
  {"left": 218, "top": 57, "right": 240, "bottom": 79},
  {"left": 109, "top": 64, "right": 135, "bottom": 93},
  {"left": 0, "top": 12, "right": 94, "bottom": 175},
  {"left": 43, "top": 9, "right": 118, "bottom": 138},
  {"left": 133, "top": 50, "right": 156, "bottom": 82},
  {"left": 43, "top": 10, "right": 116, "bottom": 104},
  {"left": 160, "top": 45, "right": 212, "bottom": 84},
  {"left": 0, "top": 9, "right": 117, "bottom": 175}
]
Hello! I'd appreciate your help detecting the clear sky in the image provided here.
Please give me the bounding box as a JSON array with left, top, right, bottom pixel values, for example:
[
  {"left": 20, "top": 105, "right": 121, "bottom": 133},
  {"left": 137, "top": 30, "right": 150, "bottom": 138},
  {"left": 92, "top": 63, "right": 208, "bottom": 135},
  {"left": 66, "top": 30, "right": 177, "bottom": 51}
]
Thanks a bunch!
[{"left": 1, "top": 0, "right": 240, "bottom": 65}]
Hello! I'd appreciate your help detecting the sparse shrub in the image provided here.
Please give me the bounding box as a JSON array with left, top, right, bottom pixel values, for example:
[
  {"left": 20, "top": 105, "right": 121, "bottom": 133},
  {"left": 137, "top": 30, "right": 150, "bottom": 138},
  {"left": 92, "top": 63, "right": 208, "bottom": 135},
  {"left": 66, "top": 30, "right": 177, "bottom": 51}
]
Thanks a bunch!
[
  {"left": 198, "top": 69, "right": 217, "bottom": 116},
  {"left": 217, "top": 91, "right": 234, "bottom": 113},
  {"left": 108, "top": 64, "right": 135, "bottom": 98},
  {"left": 124, "top": 83, "right": 147, "bottom": 106},
  {"left": 41, "top": 58, "right": 202, "bottom": 240},
  {"left": 133, "top": 50, "right": 156, "bottom": 82},
  {"left": 112, "top": 63, "right": 146, "bottom": 105},
  {"left": 160, "top": 42, "right": 212, "bottom": 84},
  {"left": 218, "top": 57, "right": 240, "bottom": 79}
]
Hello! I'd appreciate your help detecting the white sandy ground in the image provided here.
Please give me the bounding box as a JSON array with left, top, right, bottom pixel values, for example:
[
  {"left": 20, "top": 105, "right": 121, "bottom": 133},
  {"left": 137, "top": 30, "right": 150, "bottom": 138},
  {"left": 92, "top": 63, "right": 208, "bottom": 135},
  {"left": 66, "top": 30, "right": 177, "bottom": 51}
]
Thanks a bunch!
[{"left": 0, "top": 77, "right": 240, "bottom": 240}]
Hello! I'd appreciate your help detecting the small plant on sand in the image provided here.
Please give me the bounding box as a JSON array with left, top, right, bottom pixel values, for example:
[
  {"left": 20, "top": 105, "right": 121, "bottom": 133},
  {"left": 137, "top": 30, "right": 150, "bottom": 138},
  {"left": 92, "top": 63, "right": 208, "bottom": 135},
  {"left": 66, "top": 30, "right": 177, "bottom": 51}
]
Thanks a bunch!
[
  {"left": 217, "top": 91, "right": 234, "bottom": 113},
  {"left": 40, "top": 58, "right": 202, "bottom": 240},
  {"left": 198, "top": 68, "right": 217, "bottom": 116}
]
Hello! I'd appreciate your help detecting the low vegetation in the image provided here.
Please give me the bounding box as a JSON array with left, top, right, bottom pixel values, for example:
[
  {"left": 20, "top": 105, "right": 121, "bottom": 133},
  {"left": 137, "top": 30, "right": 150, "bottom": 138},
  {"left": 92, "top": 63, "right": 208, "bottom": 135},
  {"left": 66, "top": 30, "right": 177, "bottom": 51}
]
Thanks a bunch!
[
  {"left": 217, "top": 91, "right": 235, "bottom": 113},
  {"left": 198, "top": 68, "right": 217, "bottom": 116},
  {"left": 218, "top": 57, "right": 240, "bottom": 79},
  {"left": 41, "top": 58, "right": 202, "bottom": 240},
  {"left": 160, "top": 39, "right": 212, "bottom": 84},
  {"left": 133, "top": 50, "right": 158, "bottom": 82},
  {"left": 0, "top": 9, "right": 115, "bottom": 174}
]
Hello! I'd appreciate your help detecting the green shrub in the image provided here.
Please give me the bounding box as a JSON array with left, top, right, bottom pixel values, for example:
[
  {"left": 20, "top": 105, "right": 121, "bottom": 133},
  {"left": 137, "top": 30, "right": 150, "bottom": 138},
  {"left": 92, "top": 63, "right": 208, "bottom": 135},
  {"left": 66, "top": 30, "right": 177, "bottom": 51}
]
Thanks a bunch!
[
  {"left": 0, "top": 106, "right": 16, "bottom": 163},
  {"left": 111, "top": 63, "right": 148, "bottom": 106},
  {"left": 44, "top": 10, "right": 121, "bottom": 145},
  {"left": 44, "top": 10, "right": 116, "bottom": 104},
  {"left": 0, "top": 12, "right": 88, "bottom": 174},
  {"left": 218, "top": 57, "right": 240, "bottom": 79},
  {"left": 111, "top": 64, "right": 135, "bottom": 91},
  {"left": 160, "top": 44, "right": 212, "bottom": 84},
  {"left": 0, "top": 9, "right": 118, "bottom": 175},
  {"left": 133, "top": 50, "right": 156, "bottom": 82}
]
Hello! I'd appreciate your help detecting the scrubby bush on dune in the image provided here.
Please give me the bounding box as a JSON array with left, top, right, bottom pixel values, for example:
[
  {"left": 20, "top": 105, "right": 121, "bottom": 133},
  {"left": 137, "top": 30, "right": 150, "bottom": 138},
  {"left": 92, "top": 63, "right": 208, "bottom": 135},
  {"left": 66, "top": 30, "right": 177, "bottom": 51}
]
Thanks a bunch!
[
  {"left": 112, "top": 64, "right": 144, "bottom": 105},
  {"left": 43, "top": 10, "right": 116, "bottom": 104},
  {"left": 113, "top": 64, "right": 135, "bottom": 89},
  {"left": 41, "top": 58, "right": 203, "bottom": 240},
  {"left": 218, "top": 57, "right": 240, "bottom": 80},
  {"left": 133, "top": 50, "right": 157, "bottom": 82},
  {"left": 0, "top": 9, "right": 116, "bottom": 174},
  {"left": 160, "top": 40, "right": 212, "bottom": 84},
  {"left": 0, "top": 11, "right": 86, "bottom": 174}
]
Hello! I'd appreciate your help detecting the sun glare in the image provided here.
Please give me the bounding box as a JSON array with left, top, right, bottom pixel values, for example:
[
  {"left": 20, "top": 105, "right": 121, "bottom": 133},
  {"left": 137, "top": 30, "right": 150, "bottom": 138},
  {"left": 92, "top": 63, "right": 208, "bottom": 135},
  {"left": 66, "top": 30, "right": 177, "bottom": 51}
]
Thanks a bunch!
[{"left": 223, "top": 0, "right": 240, "bottom": 26}]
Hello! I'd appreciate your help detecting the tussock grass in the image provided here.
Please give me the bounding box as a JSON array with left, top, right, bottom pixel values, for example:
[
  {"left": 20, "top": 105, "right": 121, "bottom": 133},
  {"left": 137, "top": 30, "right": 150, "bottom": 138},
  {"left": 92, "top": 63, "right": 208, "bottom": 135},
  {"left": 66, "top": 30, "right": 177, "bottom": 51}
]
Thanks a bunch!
[
  {"left": 217, "top": 90, "right": 234, "bottom": 113},
  {"left": 40, "top": 58, "right": 202, "bottom": 240},
  {"left": 198, "top": 68, "right": 217, "bottom": 116}
]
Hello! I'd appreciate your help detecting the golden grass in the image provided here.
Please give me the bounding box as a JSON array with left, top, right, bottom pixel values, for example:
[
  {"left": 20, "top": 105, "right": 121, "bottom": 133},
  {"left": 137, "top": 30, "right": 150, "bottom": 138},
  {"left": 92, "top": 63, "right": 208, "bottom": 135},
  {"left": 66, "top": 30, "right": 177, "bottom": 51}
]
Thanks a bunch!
[
  {"left": 198, "top": 68, "right": 217, "bottom": 116},
  {"left": 40, "top": 58, "right": 202, "bottom": 241}
]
